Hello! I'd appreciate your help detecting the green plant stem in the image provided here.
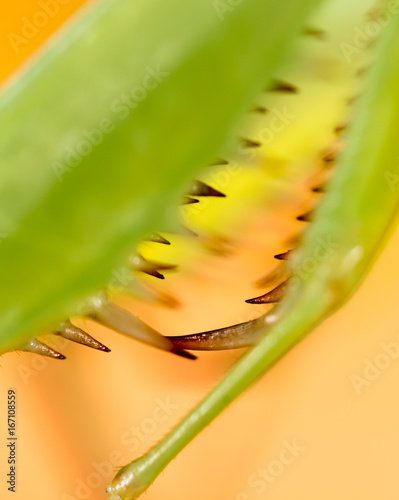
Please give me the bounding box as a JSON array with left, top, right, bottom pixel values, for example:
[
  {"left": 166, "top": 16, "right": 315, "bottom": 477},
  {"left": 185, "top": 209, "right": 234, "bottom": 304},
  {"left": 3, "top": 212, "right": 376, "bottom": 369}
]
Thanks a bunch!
[{"left": 106, "top": 306, "right": 320, "bottom": 500}]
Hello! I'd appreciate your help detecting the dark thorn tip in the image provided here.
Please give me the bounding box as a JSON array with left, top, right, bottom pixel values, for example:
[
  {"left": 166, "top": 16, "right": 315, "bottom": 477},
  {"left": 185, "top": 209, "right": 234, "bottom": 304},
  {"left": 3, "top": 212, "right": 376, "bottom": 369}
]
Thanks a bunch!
[
  {"left": 312, "top": 184, "right": 325, "bottom": 193},
  {"left": 170, "top": 346, "right": 197, "bottom": 360},
  {"left": 250, "top": 104, "right": 268, "bottom": 114},
  {"left": 240, "top": 137, "right": 262, "bottom": 149},
  {"left": 267, "top": 80, "right": 298, "bottom": 94},
  {"left": 144, "top": 233, "right": 171, "bottom": 245},
  {"left": 187, "top": 180, "right": 226, "bottom": 198},
  {"left": 208, "top": 158, "right": 229, "bottom": 166},
  {"left": 274, "top": 250, "right": 293, "bottom": 261},
  {"left": 246, "top": 280, "right": 289, "bottom": 304},
  {"left": 296, "top": 212, "right": 312, "bottom": 222},
  {"left": 182, "top": 196, "right": 200, "bottom": 205},
  {"left": 303, "top": 27, "right": 326, "bottom": 40}
]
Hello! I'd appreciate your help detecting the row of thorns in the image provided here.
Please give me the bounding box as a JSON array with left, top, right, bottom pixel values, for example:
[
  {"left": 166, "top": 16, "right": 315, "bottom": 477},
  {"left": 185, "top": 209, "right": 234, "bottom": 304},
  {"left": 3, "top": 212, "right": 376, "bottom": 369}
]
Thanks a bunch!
[{"left": 19, "top": 28, "right": 348, "bottom": 360}]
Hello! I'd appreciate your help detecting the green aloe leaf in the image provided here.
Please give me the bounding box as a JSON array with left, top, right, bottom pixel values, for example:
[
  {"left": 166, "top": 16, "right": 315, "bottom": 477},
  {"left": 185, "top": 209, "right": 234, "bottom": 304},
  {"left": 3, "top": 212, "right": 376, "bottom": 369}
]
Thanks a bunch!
[
  {"left": 106, "top": 8, "right": 399, "bottom": 500},
  {"left": 0, "top": 0, "right": 321, "bottom": 352}
]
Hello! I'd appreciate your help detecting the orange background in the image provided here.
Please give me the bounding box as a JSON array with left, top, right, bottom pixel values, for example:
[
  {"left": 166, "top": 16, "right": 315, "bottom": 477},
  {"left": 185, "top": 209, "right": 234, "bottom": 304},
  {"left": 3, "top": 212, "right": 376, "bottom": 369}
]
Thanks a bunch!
[{"left": 1, "top": 2, "right": 399, "bottom": 500}]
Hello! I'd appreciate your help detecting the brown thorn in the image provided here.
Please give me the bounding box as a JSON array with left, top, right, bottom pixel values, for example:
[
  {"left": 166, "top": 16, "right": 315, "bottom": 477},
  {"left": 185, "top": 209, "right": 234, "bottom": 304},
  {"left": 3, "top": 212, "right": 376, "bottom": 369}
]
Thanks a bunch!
[
  {"left": 250, "top": 104, "right": 268, "bottom": 114},
  {"left": 208, "top": 158, "right": 229, "bottom": 166},
  {"left": 296, "top": 210, "right": 313, "bottom": 222},
  {"left": 143, "top": 233, "right": 171, "bottom": 245},
  {"left": 274, "top": 250, "right": 293, "bottom": 261},
  {"left": 182, "top": 196, "right": 200, "bottom": 205},
  {"left": 312, "top": 183, "right": 326, "bottom": 193},
  {"left": 303, "top": 27, "right": 326, "bottom": 40},
  {"left": 187, "top": 180, "right": 226, "bottom": 198},
  {"left": 54, "top": 320, "right": 111, "bottom": 352},
  {"left": 240, "top": 137, "right": 262, "bottom": 149},
  {"left": 167, "top": 312, "right": 279, "bottom": 350},
  {"left": 267, "top": 80, "right": 298, "bottom": 94},
  {"left": 131, "top": 255, "right": 177, "bottom": 280},
  {"left": 246, "top": 279, "right": 290, "bottom": 304},
  {"left": 334, "top": 123, "right": 348, "bottom": 135},
  {"left": 89, "top": 296, "right": 196, "bottom": 360},
  {"left": 19, "top": 339, "right": 66, "bottom": 359},
  {"left": 322, "top": 150, "right": 338, "bottom": 163}
]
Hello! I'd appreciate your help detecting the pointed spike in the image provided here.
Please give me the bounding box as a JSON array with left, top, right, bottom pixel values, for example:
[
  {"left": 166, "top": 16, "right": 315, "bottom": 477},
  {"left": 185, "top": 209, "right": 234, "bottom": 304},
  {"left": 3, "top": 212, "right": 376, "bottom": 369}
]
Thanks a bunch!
[
  {"left": 250, "top": 104, "right": 268, "bottom": 114},
  {"left": 312, "top": 183, "right": 326, "bottom": 193},
  {"left": 267, "top": 80, "right": 298, "bottom": 94},
  {"left": 208, "top": 158, "right": 229, "bottom": 166},
  {"left": 240, "top": 137, "right": 262, "bottom": 149},
  {"left": 19, "top": 338, "right": 66, "bottom": 359},
  {"left": 131, "top": 255, "right": 177, "bottom": 280},
  {"left": 168, "top": 312, "right": 279, "bottom": 350},
  {"left": 246, "top": 280, "right": 289, "bottom": 304},
  {"left": 146, "top": 270, "right": 165, "bottom": 279},
  {"left": 303, "top": 27, "right": 325, "bottom": 40},
  {"left": 54, "top": 320, "right": 111, "bottom": 352},
  {"left": 322, "top": 149, "right": 338, "bottom": 163},
  {"left": 187, "top": 180, "right": 226, "bottom": 198},
  {"left": 146, "top": 260, "right": 177, "bottom": 272},
  {"left": 274, "top": 250, "right": 293, "bottom": 261},
  {"left": 144, "top": 233, "right": 171, "bottom": 245},
  {"left": 182, "top": 196, "right": 200, "bottom": 205},
  {"left": 89, "top": 295, "right": 196, "bottom": 359},
  {"left": 297, "top": 210, "right": 313, "bottom": 222},
  {"left": 131, "top": 255, "right": 163, "bottom": 279},
  {"left": 334, "top": 123, "right": 348, "bottom": 135}
]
